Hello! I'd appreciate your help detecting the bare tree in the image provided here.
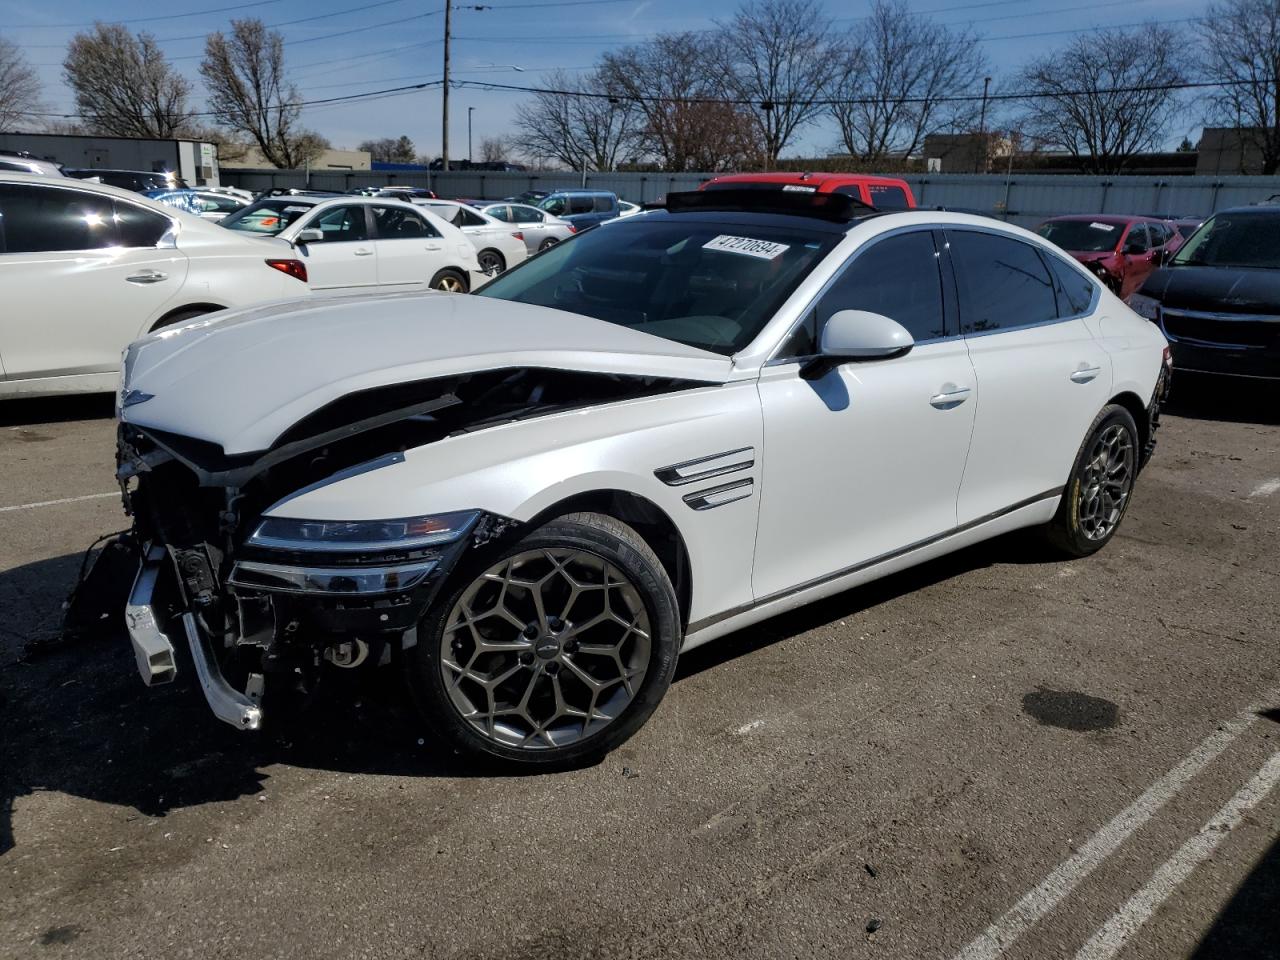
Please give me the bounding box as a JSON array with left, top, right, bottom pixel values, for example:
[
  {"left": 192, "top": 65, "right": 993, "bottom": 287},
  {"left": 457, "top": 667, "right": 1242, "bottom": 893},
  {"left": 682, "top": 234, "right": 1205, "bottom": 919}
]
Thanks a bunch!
[
  {"left": 358, "top": 135, "right": 417, "bottom": 163},
  {"left": 599, "top": 35, "right": 759, "bottom": 170},
  {"left": 1018, "top": 25, "right": 1185, "bottom": 174},
  {"left": 1200, "top": 0, "right": 1280, "bottom": 173},
  {"left": 62, "top": 24, "right": 191, "bottom": 137},
  {"left": 515, "top": 68, "right": 639, "bottom": 170},
  {"left": 713, "top": 0, "right": 842, "bottom": 166},
  {"left": 828, "top": 0, "right": 988, "bottom": 162},
  {"left": 201, "top": 19, "right": 325, "bottom": 169},
  {"left": 479, "top": 136, "right": 509, "bottom": 163},
  {"left": 0, "top": 35, "right": 42, "bottom": 129}
]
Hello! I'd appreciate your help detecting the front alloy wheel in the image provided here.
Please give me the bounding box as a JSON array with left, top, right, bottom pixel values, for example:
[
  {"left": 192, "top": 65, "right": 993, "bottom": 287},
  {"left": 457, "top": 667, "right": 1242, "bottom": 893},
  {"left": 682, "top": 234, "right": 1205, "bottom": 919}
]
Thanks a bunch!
[{"left": 407, "top": 512, "right": 680, "bottom": 767}]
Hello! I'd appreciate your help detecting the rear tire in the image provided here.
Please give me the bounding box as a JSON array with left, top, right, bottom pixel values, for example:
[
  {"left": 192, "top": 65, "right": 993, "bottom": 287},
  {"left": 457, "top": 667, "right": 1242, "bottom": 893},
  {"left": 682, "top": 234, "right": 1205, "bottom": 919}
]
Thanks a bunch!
[
  {"left": 404, "top": 512, "right": 681, "bottom": 769},
  {"left": 477, "top": 249, "right": 506, "bottom": 276},
  {"left": 1044, "top": 404, "right": 1139, "bottom": 557},
  {"left": 429, "top": 268, "right": 468, "bottom": 293},
  {"left": 538, "top": 237, "right": 559, "bottom": 252}
]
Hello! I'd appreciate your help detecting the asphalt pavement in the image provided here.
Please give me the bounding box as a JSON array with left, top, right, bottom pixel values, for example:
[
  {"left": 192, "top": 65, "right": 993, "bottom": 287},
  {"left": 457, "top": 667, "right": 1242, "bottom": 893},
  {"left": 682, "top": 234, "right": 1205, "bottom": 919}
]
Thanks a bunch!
[{"left": 1, "top": 379, "right": 1278, "bottom": 960}]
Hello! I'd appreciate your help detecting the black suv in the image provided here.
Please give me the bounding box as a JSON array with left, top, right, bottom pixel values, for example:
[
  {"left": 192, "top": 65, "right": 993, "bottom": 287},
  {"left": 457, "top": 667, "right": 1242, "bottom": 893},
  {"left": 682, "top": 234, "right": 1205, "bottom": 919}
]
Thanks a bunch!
[{"left": 1130, "top": 206, "right": 1280, "bottom": 380}]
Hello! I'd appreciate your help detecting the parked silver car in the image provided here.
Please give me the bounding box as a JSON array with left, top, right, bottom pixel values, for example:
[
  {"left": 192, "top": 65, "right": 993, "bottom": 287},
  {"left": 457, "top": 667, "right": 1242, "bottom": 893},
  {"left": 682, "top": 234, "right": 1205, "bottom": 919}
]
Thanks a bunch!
[{"left": 480, "top": 202, "right": 577, "bottom": 254}]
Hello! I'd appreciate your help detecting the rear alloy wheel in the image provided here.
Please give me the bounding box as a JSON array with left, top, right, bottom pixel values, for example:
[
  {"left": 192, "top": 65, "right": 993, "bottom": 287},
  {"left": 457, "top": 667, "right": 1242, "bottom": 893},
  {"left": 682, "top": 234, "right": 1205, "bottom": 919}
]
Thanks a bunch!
[
  {"left": 429, "top": 268, "right": 468, "bottom": 293},
  {"left": 477, "top": 249, "right": 506, "bottom": 276},
  {"left": 538, "top": 237, "right": 559, "bottom": 252},
  {"left": 406, "top": 512, "right": 680, "bottom": 768},
  {"left": 1045, "top": 404, "right": 1139, "bottom": 556}
]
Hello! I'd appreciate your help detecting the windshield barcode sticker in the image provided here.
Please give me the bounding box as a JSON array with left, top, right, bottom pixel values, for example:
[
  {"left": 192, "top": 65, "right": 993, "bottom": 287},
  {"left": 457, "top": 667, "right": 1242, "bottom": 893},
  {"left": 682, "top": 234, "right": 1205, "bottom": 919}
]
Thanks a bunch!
[
  {"left": 1089, "top": 222, "right": 1115, "bottom": 231},
  {"left": 781, "top": 184, "right": 817, "bottom": 193},
  {"left": 703, "top": 235, "right": 790, "bottom": 260}
]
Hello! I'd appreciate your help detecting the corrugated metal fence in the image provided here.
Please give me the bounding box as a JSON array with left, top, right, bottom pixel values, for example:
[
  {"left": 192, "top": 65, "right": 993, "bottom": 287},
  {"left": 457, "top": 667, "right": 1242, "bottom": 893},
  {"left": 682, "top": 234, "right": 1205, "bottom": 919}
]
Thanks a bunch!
[{"left": 220, "top": 168, "right": 1280, "bottom": 224}]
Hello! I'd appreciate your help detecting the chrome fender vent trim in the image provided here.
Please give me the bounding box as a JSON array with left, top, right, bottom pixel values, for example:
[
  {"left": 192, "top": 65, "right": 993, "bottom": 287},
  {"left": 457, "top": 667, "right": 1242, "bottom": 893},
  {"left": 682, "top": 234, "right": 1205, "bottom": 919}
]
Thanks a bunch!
[
  {"left": 655, "top": 446, "right": 754, "bottom": 486},
  {"left": 683, "top": 478, "right": 754, "bottom": 511}
]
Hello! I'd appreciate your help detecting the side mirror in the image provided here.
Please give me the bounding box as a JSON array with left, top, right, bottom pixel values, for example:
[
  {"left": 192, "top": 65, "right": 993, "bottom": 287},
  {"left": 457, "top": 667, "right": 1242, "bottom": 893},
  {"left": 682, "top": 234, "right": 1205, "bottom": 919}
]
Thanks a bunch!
[
  {"left": 802, "top": 310, "right": 914, "bottom": 379},
  {"left": 295, "top": 227, "right": 324, "bottom": 245}
]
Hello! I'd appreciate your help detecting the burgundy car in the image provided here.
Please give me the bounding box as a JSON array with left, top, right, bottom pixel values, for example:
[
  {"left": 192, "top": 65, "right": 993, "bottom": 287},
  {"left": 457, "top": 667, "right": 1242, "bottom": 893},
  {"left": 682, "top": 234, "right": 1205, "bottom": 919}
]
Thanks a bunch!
[{"left": 1036, "top": 215, "right": 1183, "bottom": 299}]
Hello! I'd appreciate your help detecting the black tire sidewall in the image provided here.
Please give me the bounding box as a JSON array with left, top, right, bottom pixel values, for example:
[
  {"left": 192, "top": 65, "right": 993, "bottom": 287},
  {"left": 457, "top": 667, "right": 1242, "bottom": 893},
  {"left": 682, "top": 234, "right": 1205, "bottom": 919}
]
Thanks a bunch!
[
  {"left": 478, "top": 250, "right": 505, "bottom": 274},
  {"left": 405, "top": 516, "right": 681, "bottom": 769},
  {"left": 429, "top": 268, "right": 467, "bottom": 292},
  {"left": 1052, "top": 404, "right": 1140, "bottom": 556}
]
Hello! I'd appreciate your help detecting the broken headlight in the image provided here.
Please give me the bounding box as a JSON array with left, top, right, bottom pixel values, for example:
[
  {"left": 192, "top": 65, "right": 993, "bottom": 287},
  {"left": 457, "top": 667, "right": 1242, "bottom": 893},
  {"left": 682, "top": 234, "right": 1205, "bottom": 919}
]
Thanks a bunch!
[{"left": 246, "top": 511, "right": 479, "bottom": 552}]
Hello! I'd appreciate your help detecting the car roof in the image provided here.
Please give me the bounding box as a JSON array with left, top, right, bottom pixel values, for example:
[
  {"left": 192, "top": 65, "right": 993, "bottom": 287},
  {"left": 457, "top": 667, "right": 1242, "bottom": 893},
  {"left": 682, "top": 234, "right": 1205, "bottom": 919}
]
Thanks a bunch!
[
  {"left": 1042, "top": 214, "right": 1160, "bottom": 224},
  {"left": 1, "top": 169, "right": 174, "bottom": 201},
  {"left": 705, "top": 172, "right": 910, "bottom": 188}
]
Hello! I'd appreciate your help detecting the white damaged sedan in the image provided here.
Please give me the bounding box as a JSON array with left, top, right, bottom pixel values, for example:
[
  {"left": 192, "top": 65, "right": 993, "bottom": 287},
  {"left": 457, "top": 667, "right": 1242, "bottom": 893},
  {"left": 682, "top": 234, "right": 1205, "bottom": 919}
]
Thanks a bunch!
[{"left": 105, "top": 190, "right": 1170, "bottom": 768}]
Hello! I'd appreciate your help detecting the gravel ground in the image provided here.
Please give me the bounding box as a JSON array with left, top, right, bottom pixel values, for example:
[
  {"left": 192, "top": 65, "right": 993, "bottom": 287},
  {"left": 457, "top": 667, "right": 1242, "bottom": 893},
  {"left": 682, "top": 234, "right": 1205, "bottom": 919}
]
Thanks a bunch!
[{"left": 1, "top": 377, "right": 1278, "bottom": 960}]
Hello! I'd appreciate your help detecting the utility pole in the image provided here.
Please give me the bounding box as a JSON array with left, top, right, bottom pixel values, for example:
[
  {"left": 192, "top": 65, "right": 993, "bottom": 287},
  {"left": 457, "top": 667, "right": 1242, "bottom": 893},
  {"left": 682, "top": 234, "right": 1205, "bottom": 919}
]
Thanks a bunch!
[
  {"left": 977, "top": 76, "right": 992, "bottom": 174},
  {"left": 442, "top": 0, "right": 452, "bottom": 171},
  {"left": 468, "top": 106, "right": 475, "bottom": 163}
]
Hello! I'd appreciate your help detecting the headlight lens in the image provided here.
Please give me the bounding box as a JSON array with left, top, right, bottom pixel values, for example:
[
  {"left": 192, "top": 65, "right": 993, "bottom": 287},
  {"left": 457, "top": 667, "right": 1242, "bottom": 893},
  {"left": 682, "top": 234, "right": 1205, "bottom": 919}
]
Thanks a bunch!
[
  {"left": 247, "top": 511, "right": 478, "bottom": 552},
  {"left": 1127, "top": 294, "right": 1161, "bottom": 320}
]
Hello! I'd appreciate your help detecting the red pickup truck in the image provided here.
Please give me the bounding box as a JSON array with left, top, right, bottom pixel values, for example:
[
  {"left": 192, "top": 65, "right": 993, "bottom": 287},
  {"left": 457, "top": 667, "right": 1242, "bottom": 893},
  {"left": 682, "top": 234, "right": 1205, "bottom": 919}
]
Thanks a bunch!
[{"left": 700, "top": 172, "right": 917, "bottom": 210}]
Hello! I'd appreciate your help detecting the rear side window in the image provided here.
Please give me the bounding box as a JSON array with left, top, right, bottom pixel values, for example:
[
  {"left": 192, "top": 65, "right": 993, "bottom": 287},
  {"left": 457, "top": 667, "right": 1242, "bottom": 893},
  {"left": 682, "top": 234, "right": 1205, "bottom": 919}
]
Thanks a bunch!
[
  {"left": 485, "top": 205, "right": 511, "bottom": 222},
  {"left": 511, "top": 205, "right": 543, "bottom": 222},
  {"left": 569, "top": 196, "right": 594, "bottom": 214},
  {"left": 114, "top": 201, "right": 172, "bottom": 247},
  {"left": 593, "top": 195, "right": 614, "bottom": 212},
  {"left": 868, "top": 184, "right": 910, "bottom": 210},
  {"left": 0, "top": 183, "right": 116, "bottom": 253},
  {"left": 948, "top": 230, "right": 1058, "bottom": 333},
  {"left": 1043, "top": 252, "right": 1096, "bottom": 317}
]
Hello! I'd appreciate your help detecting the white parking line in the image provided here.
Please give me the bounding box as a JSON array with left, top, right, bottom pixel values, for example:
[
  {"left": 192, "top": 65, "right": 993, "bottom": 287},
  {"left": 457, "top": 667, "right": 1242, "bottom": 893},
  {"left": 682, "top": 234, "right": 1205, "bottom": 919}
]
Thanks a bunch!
[
  {"left": 1073, "top": 749, "right": 1280, "bottom": 960},
  {"left": 1249, "top": 477, "right": 1280, "bottom": 498},
  {"left": 0, "top": 491, "right": 118, "bottom": 513},
  {"left": 951, "top": 693, "right": 1276, "bottom": 960}
]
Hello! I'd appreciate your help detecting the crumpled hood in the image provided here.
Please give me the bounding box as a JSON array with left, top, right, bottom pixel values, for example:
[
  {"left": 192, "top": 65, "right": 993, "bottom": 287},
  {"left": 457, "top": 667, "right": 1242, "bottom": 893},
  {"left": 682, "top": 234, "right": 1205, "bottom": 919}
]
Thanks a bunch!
[{"left": 122, "top": 291, "right": 733, "bottom": 454}]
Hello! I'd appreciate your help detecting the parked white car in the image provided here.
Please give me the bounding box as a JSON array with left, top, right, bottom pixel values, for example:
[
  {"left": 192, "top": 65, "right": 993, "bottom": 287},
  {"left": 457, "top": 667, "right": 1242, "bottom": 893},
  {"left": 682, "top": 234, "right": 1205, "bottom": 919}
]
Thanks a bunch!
[
  {"left": 0, "top": 172, "right": 309, "bottom": 398},
  {"left": 222, "top": 195, "right": 484, "bottom": 293},
  {"left": 413, "top": 199, "right": 528, "bottom": 275},
  {"left": 107, "top": 192, "right": 1169, "bottom": 768},
  {"left": 0, "top": 151, "right": 63, "bottom": 176},
  {"left": 616, "top": 200, "right": 642, "bottom": 217},
  {"left": 479, "top": 202, "right": 576, "bottom": 254},
  {"left": 144, "top": 189, "right": 247, "bottom": 222}
]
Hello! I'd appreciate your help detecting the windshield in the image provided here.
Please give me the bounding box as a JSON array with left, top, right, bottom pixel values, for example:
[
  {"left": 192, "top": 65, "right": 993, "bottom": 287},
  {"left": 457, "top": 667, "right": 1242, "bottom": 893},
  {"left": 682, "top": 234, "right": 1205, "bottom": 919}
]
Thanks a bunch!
[
  {"left": 1036, "top": 219, "right": 1124, "bottom": 253},
  {"left": 1171, "top": 212, "right": 1280, "bottom": 268},
  {"left": 475, "top": 217, "right": 838, "bottom": 355},
  {"left": 221, "top": 199, "right": 315, "bottom": 235}
]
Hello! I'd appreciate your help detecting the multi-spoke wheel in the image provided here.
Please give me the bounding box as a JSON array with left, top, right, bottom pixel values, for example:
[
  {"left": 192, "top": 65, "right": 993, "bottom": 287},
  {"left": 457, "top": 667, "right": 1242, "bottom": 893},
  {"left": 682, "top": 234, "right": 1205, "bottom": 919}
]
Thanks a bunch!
[
  {"left": 406, "top": 512, "right": 680, "bottom": 766},
  {"left": 429, "top": 268, "right": 468, "bottom": 293},
  {"left": 1045, "top": 404, "right": 1140, "bottom": 556},
  {"left": 477, "top": 249, "right": 506, "bottom": 277}
]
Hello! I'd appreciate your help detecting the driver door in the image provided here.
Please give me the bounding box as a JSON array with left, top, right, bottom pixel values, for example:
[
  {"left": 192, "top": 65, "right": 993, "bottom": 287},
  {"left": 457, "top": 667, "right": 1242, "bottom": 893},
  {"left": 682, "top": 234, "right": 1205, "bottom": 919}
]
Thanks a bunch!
[
  {"left": 295, "top": 204, "right": 378, "bottom": 291},
  {"left": 751, "top": 229, "right": 978, "bottom": 599}
]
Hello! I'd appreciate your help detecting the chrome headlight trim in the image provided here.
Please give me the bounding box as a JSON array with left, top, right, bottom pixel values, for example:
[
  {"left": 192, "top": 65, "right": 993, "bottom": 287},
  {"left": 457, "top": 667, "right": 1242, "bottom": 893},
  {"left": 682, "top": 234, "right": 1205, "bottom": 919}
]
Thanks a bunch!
[{"left": 246, "top": 510, "right": 479, "bottom": 553}]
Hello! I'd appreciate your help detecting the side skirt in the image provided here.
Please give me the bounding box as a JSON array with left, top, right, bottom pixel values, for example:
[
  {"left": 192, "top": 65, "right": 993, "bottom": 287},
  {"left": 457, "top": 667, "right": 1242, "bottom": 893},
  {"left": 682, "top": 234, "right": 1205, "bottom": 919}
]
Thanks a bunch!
[{"left": 681, "top": 489, "right": 1062, "bottom": 652}]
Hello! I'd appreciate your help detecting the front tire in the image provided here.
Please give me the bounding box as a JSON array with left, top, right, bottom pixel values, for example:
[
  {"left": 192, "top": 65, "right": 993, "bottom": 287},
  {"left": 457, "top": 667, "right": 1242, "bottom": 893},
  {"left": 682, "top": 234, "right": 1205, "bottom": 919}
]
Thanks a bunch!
[
  {"left": 1045, "top": 404, "right": 1139, "bottom": 557},
  {"left": 405, "top": 512, "right": 681, "bottom": 768}
]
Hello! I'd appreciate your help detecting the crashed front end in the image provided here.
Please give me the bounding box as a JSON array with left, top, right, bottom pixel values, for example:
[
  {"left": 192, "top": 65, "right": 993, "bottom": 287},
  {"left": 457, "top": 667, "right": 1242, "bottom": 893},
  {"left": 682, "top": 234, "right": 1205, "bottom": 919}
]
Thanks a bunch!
[{"left": 116, "top": 416, "right": 511, "bottom": 731}]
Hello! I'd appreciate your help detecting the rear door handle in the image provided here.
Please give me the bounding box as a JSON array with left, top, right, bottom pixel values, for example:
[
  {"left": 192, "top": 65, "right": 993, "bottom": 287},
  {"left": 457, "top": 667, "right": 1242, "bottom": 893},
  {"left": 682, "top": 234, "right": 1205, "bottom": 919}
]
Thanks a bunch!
[
  {"left": 354, "top": 248, "right": 374, "bottom": 256},
  {"left": 424, "top": 243, "right": 442, "bottom": 251},
  {"left": 126, "top": 270, "right": 167, "bottom": 284},
  {"left": 929, "top": 386, "right": 971, "bottom": 409},
  {"left": 1070, "top": 366, "right": 1102, "bottom": 383}
]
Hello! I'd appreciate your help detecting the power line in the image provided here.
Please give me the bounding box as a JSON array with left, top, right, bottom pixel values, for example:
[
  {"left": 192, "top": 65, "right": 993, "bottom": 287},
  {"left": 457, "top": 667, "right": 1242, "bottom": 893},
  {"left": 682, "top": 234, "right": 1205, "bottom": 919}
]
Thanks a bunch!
[{"left": 4, "top": 0, "right": 287, "bottom": 30}]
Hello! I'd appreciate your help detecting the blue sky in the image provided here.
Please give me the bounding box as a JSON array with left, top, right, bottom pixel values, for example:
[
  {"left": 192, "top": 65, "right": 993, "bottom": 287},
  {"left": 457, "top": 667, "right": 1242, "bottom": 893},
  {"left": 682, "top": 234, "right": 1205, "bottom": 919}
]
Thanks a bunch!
[{"left": 2, "top": 0, "right": 1209, "bottom": 160}]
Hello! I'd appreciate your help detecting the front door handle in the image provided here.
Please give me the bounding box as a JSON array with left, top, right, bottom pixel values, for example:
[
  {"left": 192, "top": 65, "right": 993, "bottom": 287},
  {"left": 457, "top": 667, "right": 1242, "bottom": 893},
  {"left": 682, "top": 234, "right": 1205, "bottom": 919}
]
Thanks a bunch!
[
  {"left": 126, "top": 270, "right": 168, "bottom": 284},
  {"left": 1070, "top": 366, "right": 1102, "bottom": 383},
  {"left": 353, "top": 248, "right": 374, "bottom": 256},
  {"left": 424, "top": 243, "right": 442, "bottom": 251},
  {"left": 929, "top": 386, "right": 971, "bottom": 409}
]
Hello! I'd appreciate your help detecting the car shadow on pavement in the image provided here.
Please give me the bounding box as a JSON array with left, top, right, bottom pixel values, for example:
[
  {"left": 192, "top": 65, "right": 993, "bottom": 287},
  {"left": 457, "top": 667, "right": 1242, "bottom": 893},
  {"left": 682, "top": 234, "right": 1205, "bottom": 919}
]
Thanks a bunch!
[
  {"left": 0, "top": 393, "right": 115, "bottom": 428},
  {"left": 1189, "top": 829, "right": 1280, "bottom": 960},
  {"left": 1165, "top": 373, "right": 1280, "bottom": 426}
]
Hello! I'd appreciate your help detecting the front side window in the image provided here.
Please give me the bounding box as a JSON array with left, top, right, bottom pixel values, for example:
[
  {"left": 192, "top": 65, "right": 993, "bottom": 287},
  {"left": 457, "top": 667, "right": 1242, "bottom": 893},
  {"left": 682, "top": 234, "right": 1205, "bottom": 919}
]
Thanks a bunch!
[
  {"left": 0, "top": 183, "right": 116, "bottom": 253},
  {"left": 568, "top": 196, "right": 594, "bottom": 215},
  {"left": 307, "top": 205, "right": 369, "bottom": 242},
  {"left": 1172, "top": 211, "right": 1280, "bottom": 268},
  {"left": 948, "top": 230, "right": 1058, "bottom": 333},
  {"left": 477, "top": 217, "right": 838, "bottom": 355},
  {"left": 372, "top": 205, "right": 439, "bottom": 239},
  {"left": 539, "top": 195, "right": 567, "bottom": 216},
  {"left": 592, "top": 195, "right": 614, "bottom": 212},
  {"left": 868, "top": 184, "right": 910, "bottom": 210},
  {"left": 1036, "top": 219, "right": 1123, "bottom": 253},
  {"left": 511, "top": 205, "right": 543, "bottom": 223},
  {"left": 804, "top": 231, "right": 946, "bottom": 351},
  {"left": 1123, "top": 224, "right": 1151, "bottom": 253}
]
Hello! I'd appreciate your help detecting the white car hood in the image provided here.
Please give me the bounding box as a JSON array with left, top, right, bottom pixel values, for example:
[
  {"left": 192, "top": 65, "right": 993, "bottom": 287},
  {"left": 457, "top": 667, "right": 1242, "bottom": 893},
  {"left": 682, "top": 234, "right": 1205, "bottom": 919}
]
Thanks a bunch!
[{"left": 122, "top": 291, "right": 733, "bottom": 454}]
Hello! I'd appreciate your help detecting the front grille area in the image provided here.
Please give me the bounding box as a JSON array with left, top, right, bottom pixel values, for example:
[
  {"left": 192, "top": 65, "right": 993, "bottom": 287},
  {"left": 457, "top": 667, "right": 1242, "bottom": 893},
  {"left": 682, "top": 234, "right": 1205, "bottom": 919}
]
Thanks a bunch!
[{"left": 1162, "top": 310, "right": 1280, "bottom": 349}]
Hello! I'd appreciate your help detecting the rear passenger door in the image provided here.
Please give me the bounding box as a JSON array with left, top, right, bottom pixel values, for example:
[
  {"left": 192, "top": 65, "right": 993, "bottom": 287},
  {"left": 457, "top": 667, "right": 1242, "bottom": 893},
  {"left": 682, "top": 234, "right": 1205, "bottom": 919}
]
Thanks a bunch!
[{"left": 946, "top": 229, "right": 1110, "bottom": 524}]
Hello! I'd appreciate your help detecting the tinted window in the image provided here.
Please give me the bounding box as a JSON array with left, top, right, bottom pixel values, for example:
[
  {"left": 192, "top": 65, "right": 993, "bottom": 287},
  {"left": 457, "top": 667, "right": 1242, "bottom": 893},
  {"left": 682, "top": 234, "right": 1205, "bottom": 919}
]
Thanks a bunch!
[
  {"left": 592, "top": 195, "right": 614, "bottom": 212},
  {"left": 568, "top": 196, "right": 594, "bottom": 214},
  {"left": 114, "top": 201, "right": 172, "bottom": 247},
  {"left": 308, "top": 204, "right": 368, "bottom": 242},
  {"left": 539, "top": 195, "right": 567, "bottom": 216},
  {"left": 477, "top": 219, "right": 838, "bottom": 355},
  {"left": 1124, "top": 224, "right": 1150, "bottom": 252},
  {"left": 0, "top": 184, "right": 116, "bottom": 253},
  {"left": 833, "top": 184, "right": 865, "bottom": 200},
  {"left": 372, "top": 205, "right": 439, "bottom": 239},
  {"left": 511, "top": 205, "right": 543, "bottom": 223},
  {"left": 948, "top": 230, "right": 1058, "bottom": 333},
  {"left": 1044, "top": 253, "right": 1095, "bottom": 317},
  {"left": 1036, "top": 219, "right": 1123, "bottom": 253},
  {"left": 868, "top": 184, "right": 909, "bottom": 210},
  {"left": 1172, "top": 211, "right": 1280, "bottom": 268},
  {"left": 456, "top": 207, "right": 486, "bottom": 227},
  {"left": 811, "top": 231, "right": 946, "bottom": 349}
]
